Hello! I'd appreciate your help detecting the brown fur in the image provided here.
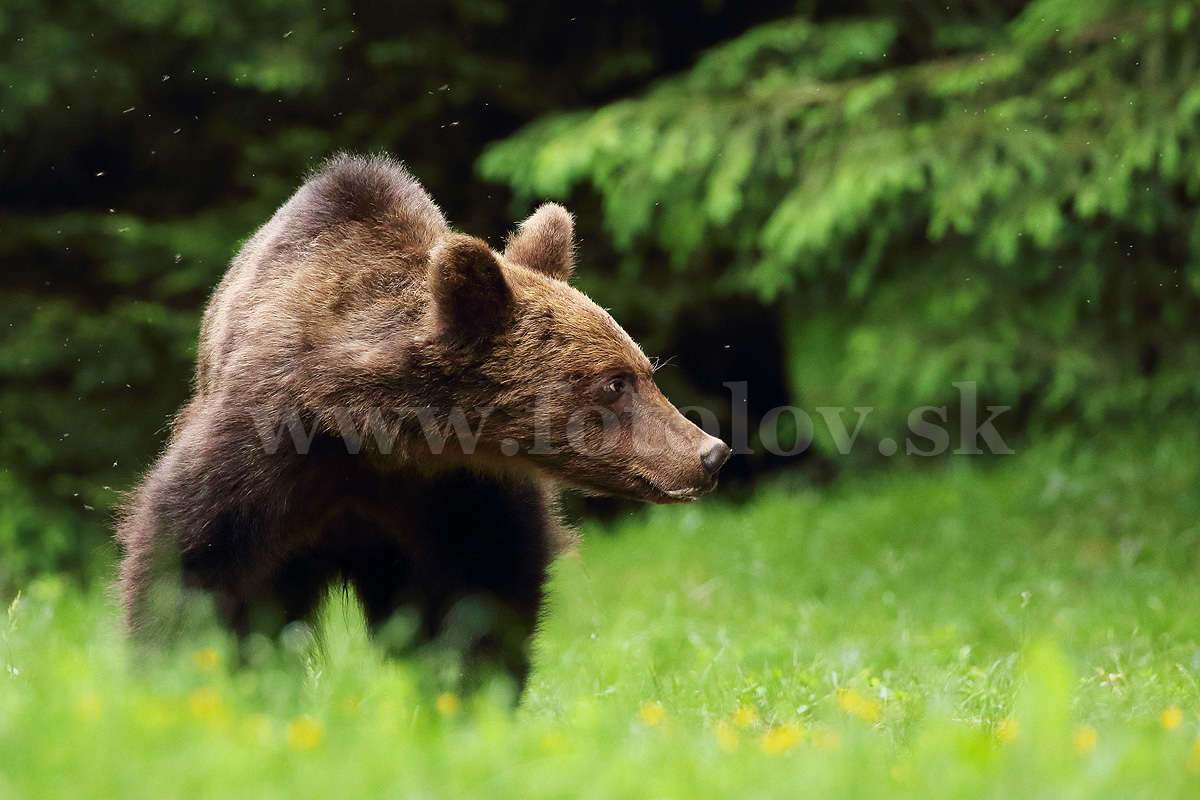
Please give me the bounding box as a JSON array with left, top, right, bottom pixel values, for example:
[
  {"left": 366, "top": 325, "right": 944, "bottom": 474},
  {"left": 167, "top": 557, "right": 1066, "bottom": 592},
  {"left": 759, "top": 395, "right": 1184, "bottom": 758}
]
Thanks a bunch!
[{"left": 117, "top": 153, "right": 727, "bottom": 689}]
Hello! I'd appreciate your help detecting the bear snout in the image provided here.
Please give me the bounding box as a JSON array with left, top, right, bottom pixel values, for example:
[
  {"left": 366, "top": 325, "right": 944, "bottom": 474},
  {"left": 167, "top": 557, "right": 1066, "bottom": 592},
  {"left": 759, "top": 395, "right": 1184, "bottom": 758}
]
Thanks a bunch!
[{"left": 701, "top": 440, "right": 732, "bottom": 476}]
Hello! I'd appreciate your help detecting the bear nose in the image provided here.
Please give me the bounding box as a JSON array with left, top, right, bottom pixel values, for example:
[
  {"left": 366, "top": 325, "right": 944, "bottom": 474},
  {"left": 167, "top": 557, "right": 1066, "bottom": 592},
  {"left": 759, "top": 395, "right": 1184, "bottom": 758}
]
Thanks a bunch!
[{"left": 701, "top": 441, "right": 732, "bottom": 475}]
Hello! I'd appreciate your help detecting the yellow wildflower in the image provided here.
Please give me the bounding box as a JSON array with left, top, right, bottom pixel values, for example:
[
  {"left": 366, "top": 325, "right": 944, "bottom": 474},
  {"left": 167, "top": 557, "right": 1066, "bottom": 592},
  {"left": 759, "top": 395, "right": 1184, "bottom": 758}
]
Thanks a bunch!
[
  {"left": 732, "top": 704, "right": 759, "bottom": 728},
  {"left": 1161, "top": 705, "right": 1183, "bottom": 731},
  {"left": 436, "top": 692, "right": 460, "bottom": 716},
  {"left": 996, "top": 716, "right": 1020, "bottom": 742},
  {"left": 541, "top": 732, "right": 569, "bottom": 754},
  {"left": 133, "top": 697, "right": 178, "bottom": 729},
  {"left": 241, "top": 713, "right": 274, "bottom": 746},
  {"left": 714, "top": 719, "right": 739, "bottom": 752},
  {"left": 1074, "top": 725, "right": 1098, "bottom": 755},
  {"left": 836, "top": 688, "right": 881, "bottom": 723},
  {"left": 192, "top": 647, "right": 221, "bottom": 672},
  {"left": 188, "top": 687, "right": 230, "bottom": 729},
  {"left": 336, "top": 693, "right": 363, "bottom": 716},
  {"left": 890, "top": 763, "right": 913, "bottom": 785},
  {"left": 638, "top": 700, "right": 666, "bottom": 727},
  {"left": 286, "top": 715, "right": 322, "bottom": 750},
  {"left": 759, "top": 723, "right": 802, "bottom": 754},
  {"left": 812, "top": 728, "right": 842, "bottom": 750},
  {"left": 76, "top": 690, "right": 103, "bottom": 722}
]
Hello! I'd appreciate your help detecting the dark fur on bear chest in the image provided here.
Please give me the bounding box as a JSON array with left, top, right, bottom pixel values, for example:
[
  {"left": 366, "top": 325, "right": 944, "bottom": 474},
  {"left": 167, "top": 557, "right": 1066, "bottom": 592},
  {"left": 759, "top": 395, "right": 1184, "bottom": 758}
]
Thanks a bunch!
[{"left": 123, "top": 414, "right": 554, "bottom": 689}]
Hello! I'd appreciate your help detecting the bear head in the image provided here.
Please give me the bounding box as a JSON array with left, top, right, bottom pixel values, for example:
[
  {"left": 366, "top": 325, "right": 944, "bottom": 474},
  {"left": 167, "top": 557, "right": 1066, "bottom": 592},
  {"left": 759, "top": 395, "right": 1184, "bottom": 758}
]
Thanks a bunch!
[{"left": 421, "top": 203, "right": 730, "bottom": 503}]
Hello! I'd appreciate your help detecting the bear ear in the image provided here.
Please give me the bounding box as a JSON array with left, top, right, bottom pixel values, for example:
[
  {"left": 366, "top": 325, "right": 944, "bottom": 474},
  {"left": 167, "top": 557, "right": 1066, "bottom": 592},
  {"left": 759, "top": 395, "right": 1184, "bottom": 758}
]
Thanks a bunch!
[
  {"left": 503, "top": 203, "right": 575, "bottom": 282},
  {"left": 428, "top": 234, "right": 513, "bottom": 342}
]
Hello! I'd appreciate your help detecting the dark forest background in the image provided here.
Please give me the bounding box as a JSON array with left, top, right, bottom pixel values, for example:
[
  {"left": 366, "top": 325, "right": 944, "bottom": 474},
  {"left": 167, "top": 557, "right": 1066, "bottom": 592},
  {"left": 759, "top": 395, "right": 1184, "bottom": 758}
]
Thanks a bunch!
[{"left": 3, "top": 0, "right": 1198, "bottom": 586}]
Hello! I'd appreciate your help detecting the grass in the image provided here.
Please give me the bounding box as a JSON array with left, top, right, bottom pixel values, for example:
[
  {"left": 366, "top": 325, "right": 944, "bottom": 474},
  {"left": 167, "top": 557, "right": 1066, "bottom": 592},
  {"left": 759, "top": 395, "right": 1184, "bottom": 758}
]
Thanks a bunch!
[{"left": 3, "top": 429, "right": 1200, "bottom": 798}]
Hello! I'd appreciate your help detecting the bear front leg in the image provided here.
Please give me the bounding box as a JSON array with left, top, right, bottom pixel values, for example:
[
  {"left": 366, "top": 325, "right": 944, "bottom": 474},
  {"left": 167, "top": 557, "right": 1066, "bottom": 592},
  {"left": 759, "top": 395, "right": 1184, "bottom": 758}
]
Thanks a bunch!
[
  {"left": 411, "top": 469, "right": 556, "bottom": 694},
  {"left": 336, "top": 468, "right": 554, "bottom": 693}
]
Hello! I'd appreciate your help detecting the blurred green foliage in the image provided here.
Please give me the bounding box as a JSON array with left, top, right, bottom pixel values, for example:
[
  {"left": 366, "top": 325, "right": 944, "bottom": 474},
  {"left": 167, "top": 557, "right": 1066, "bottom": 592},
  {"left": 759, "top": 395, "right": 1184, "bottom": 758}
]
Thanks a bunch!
[
  {"left": 3, "top": 0, "right": 1198, "bottom": 582},
  {"left": 482, "top": 0, "right": 1200, "bottom": 451}
]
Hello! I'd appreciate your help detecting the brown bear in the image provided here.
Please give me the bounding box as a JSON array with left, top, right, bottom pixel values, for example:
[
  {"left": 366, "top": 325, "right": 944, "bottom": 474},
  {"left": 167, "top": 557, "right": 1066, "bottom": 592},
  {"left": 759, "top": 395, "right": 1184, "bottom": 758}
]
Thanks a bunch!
[{"left": 116, "top": 153, "right": 730, "bottom": 688}]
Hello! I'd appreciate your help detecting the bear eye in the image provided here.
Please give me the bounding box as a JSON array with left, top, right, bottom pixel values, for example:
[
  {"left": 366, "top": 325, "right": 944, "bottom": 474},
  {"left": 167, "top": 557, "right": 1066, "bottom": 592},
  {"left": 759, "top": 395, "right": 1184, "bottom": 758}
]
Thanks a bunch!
[{"left": 599, "top": 374, "right": 632, "bottom": 402}]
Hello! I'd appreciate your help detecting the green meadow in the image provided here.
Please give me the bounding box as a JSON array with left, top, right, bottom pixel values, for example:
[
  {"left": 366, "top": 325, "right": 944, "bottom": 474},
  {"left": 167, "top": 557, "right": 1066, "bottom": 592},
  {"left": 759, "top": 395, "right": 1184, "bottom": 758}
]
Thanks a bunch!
[
  {"left": 4, "top": 428, "right": 1199, "bottom": 799},
  {"left": 6, "top": 1, "right": 1200, "bottom": 797}
]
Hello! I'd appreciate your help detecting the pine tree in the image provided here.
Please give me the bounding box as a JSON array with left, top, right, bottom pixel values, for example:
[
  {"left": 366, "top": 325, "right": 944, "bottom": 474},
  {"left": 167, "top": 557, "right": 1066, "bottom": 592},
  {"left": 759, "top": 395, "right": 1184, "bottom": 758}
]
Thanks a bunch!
[{"left": 482, "top": 0, "right": 1200, "bottom": 451}]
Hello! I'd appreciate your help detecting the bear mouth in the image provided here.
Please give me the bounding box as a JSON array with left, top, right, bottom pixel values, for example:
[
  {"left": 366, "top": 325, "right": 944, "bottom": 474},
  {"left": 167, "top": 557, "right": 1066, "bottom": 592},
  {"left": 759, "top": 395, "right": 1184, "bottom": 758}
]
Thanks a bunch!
[
  {"left": 629, "top": 472, "right": 715, "bottom": 504},
  {"left": 564, "top": 470, "right": 715, "bottom": 505}
]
